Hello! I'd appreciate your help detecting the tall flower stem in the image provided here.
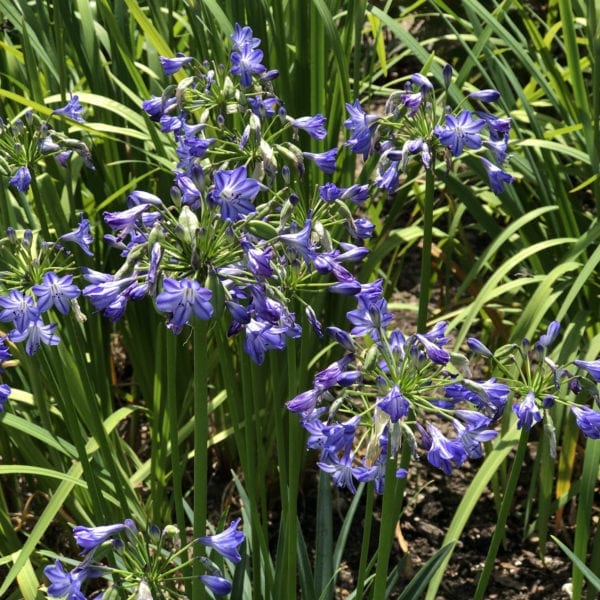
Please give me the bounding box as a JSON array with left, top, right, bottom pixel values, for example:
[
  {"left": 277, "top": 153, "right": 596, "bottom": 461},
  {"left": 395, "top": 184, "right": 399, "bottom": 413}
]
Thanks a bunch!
[
  {"left": 473, "top": 429, "right": 529, "bottom": 600},
  {"left": 417, "top": 168, "right": 436, "bottom": 333},
  {"left": 192, "top": 320, "right": 209, "bottom": 600},
  {"left": 372, "top": 440, "right": 411, "bottom": 598}
]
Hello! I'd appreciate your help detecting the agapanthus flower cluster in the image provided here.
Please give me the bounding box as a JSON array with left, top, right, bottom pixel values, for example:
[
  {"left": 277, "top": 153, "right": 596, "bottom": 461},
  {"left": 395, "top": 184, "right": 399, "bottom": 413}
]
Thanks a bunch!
[
  {"left": 0, "top": 226, "right": 89, "bottom": 360},
  {"left": 0, "top": 96, "right": 93, "bottom": 193},
  {"left": 343, "top": 65, "right": 515, "bottom": 195},
  {"left": 83, "top": 24, "right": 372, "bottom": 364},
  {"left": 44, "top": 517, "right": 245, "bottom": 598},
  {"left": 287, "top": 296, "right": 600, "bottom": 493}
]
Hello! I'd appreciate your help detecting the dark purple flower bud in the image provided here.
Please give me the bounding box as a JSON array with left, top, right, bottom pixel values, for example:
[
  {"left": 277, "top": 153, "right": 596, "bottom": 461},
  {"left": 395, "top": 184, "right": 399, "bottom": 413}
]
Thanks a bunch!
[
  {"left": 286, "top": 389, "right": 319, "bottom": 413},
  {"left": 160, "top": 53, "right": 193, "bottom": 75},
  {"left": 305, "top": 304, "right": 323, "bottom": 338},
  {"left": 0, "top": 383, "right": 10, "bottom": 411},
  {"left": 538, "top": 321, "right": 560, "bottom": 348},
  {"left": 200, "top": 574, "right": 233, "bottom": 596},
  {"left": 467, "top": 337, "right": 493, "bottom": 358},
  {"left": 569, "top": 377, "right": 582, "bottom": 394},
  {"left": 326, "top": 326, "right": 355, "bottom": 352},
  {"left": 469, "top": 89, "right": 501, "bottom": 102},
  {"left": 9, "top": 166, "right": 32, "bottom": 193},
  {"left": 411, "top": 72, "right": 434, "bottom": 92},
  {"left": 442, "top": 63, "right": 453, "bottom": 88}
]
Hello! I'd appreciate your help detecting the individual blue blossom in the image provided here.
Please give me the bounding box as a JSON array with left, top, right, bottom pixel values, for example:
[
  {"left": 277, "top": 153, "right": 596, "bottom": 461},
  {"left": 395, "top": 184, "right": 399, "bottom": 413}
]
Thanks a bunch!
[
  {"left": 200, "top": 574, "right": 233, "bottom": 596},
  {"left": 353, "top": 457, "right": 387, "bottom": 494},
  {"left": 211, "top": 166, "right": 261, "bottom": 221},
  {"left": 453, "top": 410, "right": 497, "bottom": 459},
  {"left": 378, "top": 384, "right": 409, "bottom": 422},
  {"left": 243, "top": 319, "right": 289, "bottom": 365},
  {"left": 424, "top": 423, "right": 467, "bottom": 475},
  {"left": 513, "top": 391, "right": 542, "bottom": 430},
  {"left": 481, "top": 157, "right": 515, "bottom": 194},
  {"left": 155, "top": 278, "right": 213, "bottom": 334},
  {"left": 0, "top": 383, "right": 10, "bottom": 411},
  {"left": 286, "top": 388, "right": 320, "bottom": 414},
  {"left": 53, "top": 95, "right": 85, "bottom": 123},
  {"left": 9, "top": 318, "right": 60, "bottom": 355},
  {"left": 434, "top": 110, "right": 486, "bottom": 156},
  {"left": 467, "top": 337, "right": 493, "bottom": 358},
  {"left": 341, "top": 183, "right": 370, "bottom": 205},
  {"left": 571, "top": 405, "right": 600, "bottom": 438},
  {"left": 317, "top": 453, "right": 357, "bottom": 493},
  {"left": 32, "top": 272, "right": 80, "bottom": 314},
  {"left": 476, "top": 111, "right": 512, "bottom": 141},
  {"left": 73, "top": 522, "right": 129, "bottom": 553},
  {"left": 572, "top": 359, "right": 600, "bottom": 382},
  {"left": 160, "top": 52, "right": 194, "bottom": 75},
  {"left": 442, "top": 63, "right": 453, "bottom": 88},
  {"left": 60, "top": 216, "right": 94, "bottom": 256},
  {"left": 344, "top": 100, "right": 379, "bottom": 158},
  {"left": 374, "top": 160, "right": 400, "bottom": 193},
  {"left": 468, "top": 89, "right": 501, "bottom": 102},
  {"left": 230, "top": 23, "right": 261, "bottom": 51},
  {"left": 9, "top": 166, "right": 32, "bottom": 193},
  {"left": 197, "top": 518, "right": 245, "bottom": 563},
  {"left": 303, "top": 148, "right": 338, "bottom": 174},
  {"left": 289, "top": 114, "right": 327, "bottom": 140},
  {"left": 347, "top": 298, "right": 392, "bottom": 340},
  {"left": 103, "top": 203, "right": 151, "bottom": 239},
  {"left": 0, "top": 290, "right": 37, "bottom": 331},
  {"left": 230, "top": 44, "right": 266, "bottom": 86},
  {"left": 484, "top": 136, "right": 510, "bottom": 165},
  {"left": 279, "top": 216, "right": 317, "bottom": 265},
  {"left": 410, "top": 72, "right": 434, "bottom": 93},
  {"left": 537, "top": 320, "right": 561, "bottom": 349},
  {"left": 44, "top": 560, "right": 89, "bottom": 600}
]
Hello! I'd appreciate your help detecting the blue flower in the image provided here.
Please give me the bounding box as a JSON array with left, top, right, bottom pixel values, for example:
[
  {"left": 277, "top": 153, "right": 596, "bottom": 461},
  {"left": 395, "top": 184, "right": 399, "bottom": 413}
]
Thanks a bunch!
[
  {"left": 317, "top": 453, "right": 357, "bottom": 493},
  {"left": 0, "top": 383, "right": 10, "bottom": 411},
  {"left": 425, "top": 424, "right": 467, "bottom": 475},
  {"left": 211, "top": 166, "right": 261, "bottom": 221},
  {"left": 0, "top": 290, "right": 37, "bottom": 331},
  {"left": 467, "top": 337, "right": 493, "bottom": 358},
  {"left": 230, "top": 23, "right": 261, "bottom": 51},
  {"left": 344, "top": 100, "right": 378, "bottom": 158},
  {"left": 200, "top": 574, "right": 233, "bottom": 596},
  {"left": 513, "top": 391, "right": 542, "bottom": 430},
  {"left": 434, "top": 110, "right": 485, "bottom": 156},
  {"left": 44, "top": 560, "right": 88, "bottom": 600},
  {"left": 571, "top": 405, "right": 600, "bottom": 438},
  {"left": 481, "top": 157, "right": 514, "bottom": 194},
  {"left": 9, "top": 166, "right": 32, "bottom": 193},
  {"left": 230, "top": 45, "right": 266, "bottom": 86},
  {"left": 573, "top": 359, "right": 600, "bottom": 382},
  {"left": 53, "top": 95, "right": 85, "bottom": 123},
  {"left": 303, "top": 149, "right": 338, "bottom": 174},
  {"left": 289, "top": 114, "right": 327, "bottom": 140},
  {"left": 243, "top": 319, "right": 288, "bottom": 365},
  {"left": 32, "top": 272, "right": 80, "bottom": 315},
  {"left": 378, "top": 384, "right": 409, "bottom": 422},
  {"left": 155, "top": 278, "right": 213, "bottom": 334},
  {"left": 468, "top": 89, "right": 501, "bottom": 102},
  {"left": 279, "top": 217, "right": 317, "bottom": 265},
  {"left": 73, "top": 522, "right": 129, "bottom": 553},
  {"left": 8, "top": 317, "right": 59, "bottom": 355},
  {"left": 60, "top": 216, "right": 94, "bottom": 256},
  {"left": 197, "top": 518, "right": 245, "bottom": 563},
  {"left": 160, "top": 53, "right": 194, "bottom": 75}
]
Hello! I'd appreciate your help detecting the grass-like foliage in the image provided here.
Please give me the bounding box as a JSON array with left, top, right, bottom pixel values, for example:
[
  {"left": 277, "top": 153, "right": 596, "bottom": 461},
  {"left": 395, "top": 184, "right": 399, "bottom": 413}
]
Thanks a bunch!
[{"left": 0, "top": 1, "right": 598, "bottom": 599}]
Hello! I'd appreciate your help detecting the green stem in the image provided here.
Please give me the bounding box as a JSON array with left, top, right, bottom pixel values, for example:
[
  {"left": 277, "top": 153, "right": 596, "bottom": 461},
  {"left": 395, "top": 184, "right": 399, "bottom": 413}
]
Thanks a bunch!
[
  {"left": 372, "top": 438, "right": 410, "bottom": 598},
  {"left": 417, "top": 168, "right": 436, "bottom": 333},
  {"left": 473, "top": 428, "right": 530, "bottom": 600},
  {"left": 355, "top": 484, "right": 375, "bottom": 598},
  {"left": 193, "top": 321, "right": 209, "bottom": 600}
]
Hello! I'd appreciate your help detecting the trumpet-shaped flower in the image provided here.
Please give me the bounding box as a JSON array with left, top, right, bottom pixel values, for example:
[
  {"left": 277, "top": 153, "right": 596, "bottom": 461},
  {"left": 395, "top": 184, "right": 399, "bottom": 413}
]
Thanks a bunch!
[
  {"left": 32, "top": 272, "right": 80, "bottom": 314},
  {"left": 197, "top": 518, "right": 245, "bottom": 563},
  {"left": 434, "top": 110, "right": 485, "bottom": 156},
  {"left": 211, "top": 166, "right": 260, "bottom": 221},
  {"left": 155, "top": 278, "right": 213, "bottom": 334}
]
